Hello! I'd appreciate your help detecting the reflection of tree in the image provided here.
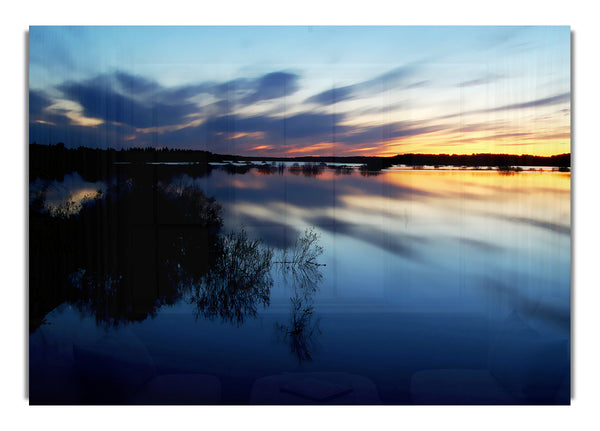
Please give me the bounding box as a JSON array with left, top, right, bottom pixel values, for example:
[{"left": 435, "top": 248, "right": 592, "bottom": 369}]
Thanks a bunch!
[
  {"left": 29, "top": 174, "right": 223, "bottom": 330},
  {"left": 223, "top": 163, "right": 252, "bottom": 175},
  {"left": 288, "top": 163, "right": 326, "bottom": 177},
  {"left": 359, "top": 164, "right": 382, "bottom": 177},
  {"left": 69, "top": 268, "right": 146, "bottom": 326},
  {"left": 274, "top": 229, "right": 325, "bottom": 364},
  {"left": 331, "top": 165, "right": 353, "bottom": 175},
  {"left": 256, "top": 163, "right": 281, "bottom": 176},
  {"left": 187, "top": 229, "right": 274, "bottom": 326},
  {"left": 179, "top": 227, "right": 325, "bottom": 342},
  {"left": 497, "top": 166, "right": 523, "bottom": 175},
  {"left": 276, "top": 294, "right": 322, "bottom": 364},
  {"left": 277, "top": 228, "right": 324, "bottom": 271},
  {"left": 30, "top": 166, "right": 327, "bottom": 343}
]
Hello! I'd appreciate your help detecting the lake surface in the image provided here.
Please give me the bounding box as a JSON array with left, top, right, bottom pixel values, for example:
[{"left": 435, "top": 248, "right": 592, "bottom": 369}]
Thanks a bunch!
[{"left": 29, "top": 165, "right": 571, "bottom": 404}]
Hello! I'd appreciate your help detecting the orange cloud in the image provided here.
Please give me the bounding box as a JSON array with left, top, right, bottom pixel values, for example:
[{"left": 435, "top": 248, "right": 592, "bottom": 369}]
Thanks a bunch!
[
  {"left": 247, "top": 144, "right": 274, "bottom": 151},
  {"left": 229, "top": 132, "right": 265, "bottom": 140},
  {"left": 341, "top": 146, "right": 377, "bottom": 153},
  {"left": 285, "top": 142, "right": 333, "bottom": 155}
]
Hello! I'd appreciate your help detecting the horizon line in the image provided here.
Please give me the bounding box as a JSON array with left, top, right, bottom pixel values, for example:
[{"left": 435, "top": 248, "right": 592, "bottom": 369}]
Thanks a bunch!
[{"left": 30, "top": 142, "right": 570, "bottom": 159}]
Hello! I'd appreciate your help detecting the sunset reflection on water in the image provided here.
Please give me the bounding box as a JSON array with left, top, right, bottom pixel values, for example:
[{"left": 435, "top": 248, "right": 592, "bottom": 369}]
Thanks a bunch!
[{"left": 30, "top": 165, "right": 571, "bottom": 404}]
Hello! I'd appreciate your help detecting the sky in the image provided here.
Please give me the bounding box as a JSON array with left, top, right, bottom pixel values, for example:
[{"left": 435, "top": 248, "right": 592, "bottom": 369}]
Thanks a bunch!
[{"left": 29, "top": 26, "right": 571, "bottom": 157}]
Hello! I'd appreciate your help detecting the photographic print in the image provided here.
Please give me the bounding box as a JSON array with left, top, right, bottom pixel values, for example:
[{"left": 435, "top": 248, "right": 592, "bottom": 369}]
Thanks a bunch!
[{"left": 28, "top": 26, "right": 571, "bottom": 405}]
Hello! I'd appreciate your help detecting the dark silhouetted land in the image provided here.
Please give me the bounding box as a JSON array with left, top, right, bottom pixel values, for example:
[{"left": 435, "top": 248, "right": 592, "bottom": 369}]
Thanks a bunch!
[{"left": 29, "top": 142, "right": 571, "bottom": 181}]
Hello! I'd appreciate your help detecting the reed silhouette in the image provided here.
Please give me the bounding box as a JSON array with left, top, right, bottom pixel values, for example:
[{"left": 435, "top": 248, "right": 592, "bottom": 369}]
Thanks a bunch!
[{"left": 274, "top": 229, "right": 325, "bottom": 364}]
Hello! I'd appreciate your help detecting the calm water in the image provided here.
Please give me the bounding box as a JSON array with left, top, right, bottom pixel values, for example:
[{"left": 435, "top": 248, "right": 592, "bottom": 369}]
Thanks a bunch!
[{"left": 29, "top": 166, "right": 571, "bottom": 404}]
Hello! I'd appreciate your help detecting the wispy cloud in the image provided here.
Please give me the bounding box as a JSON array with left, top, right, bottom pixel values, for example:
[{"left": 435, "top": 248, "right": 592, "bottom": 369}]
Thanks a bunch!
[
  {"left": 305, "top": 64, "right": 418, "bottom": 106},
  {"left": 29, "top": 90, "right": 53, "bottom": 117},
  {"left": 29, "top": 62, "right": 570, "bottom": 156},
  {"left": 32, "top": 66, "right": 449, "bottom": 154},
  {"left": 240, "top": 72, "right": 299, "bottom": 104},
  {"left": 58, "top": 78, "right": 198, "bottom": 129},
  {"left": 46, "top": 70, "right": 301, "bottom": 131},
  {"left": 496, "top": 93, "right": 570, "bottom": 111},
  {"left": 438, "top": 92, "right": 570, "bottom": 120},
  {"left": 457, "top": 73, "right": 504, "bottom": 88}
]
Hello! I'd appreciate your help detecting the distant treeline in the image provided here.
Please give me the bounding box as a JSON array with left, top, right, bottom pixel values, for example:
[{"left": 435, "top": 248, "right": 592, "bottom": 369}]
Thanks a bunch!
[
  {"left": 29, "top": 142, "right": 217, "bottom": 181},
  {"left": 268, "top": 153, "right": 571, "bottom": 171},
  {"left": 29, "top": 142, "right": 571, "bottom": 181},
  {"left": 357, "top": 153, "right": 571, "bottom": 171}
]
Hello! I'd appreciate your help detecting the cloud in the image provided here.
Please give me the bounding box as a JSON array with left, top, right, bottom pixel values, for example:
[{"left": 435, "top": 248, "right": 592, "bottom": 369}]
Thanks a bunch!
[
  {"left": 450, "top": 121, "right": 508, "bottom": 133},
  {"left": 50, "top": 70, "right": 302, "bottom": 131},
  {"left": 281, "top": 112, "right": 339, "bottom": 139},
  {"left": 158, "top": 71, "right": 299, "bottom": 107},
  {"left": 115, "top": 71, "right": 161, "bottom": 96},
  {"left": 29, "top": 90, "right": 53, "bottom": 117},
  {"left": 438, "top": 92, "right": 570, "bottom": 120},
  {"left": 32, "top": 74, "right": 446, "bottom": 154},
  {"left": 457, "top": 73, "right": 503, "bottom": 87},
  {"left": 158, "top": 83, "right": 213, "bottom": 104},
  {"left": 443, "top": 132, "right": 532, "bottom": 145},
  {"left": 339, "top": 121, "right": 444, "bottom": 147},
  {"left": 30, "top": 68, "right": 455, "bottom": 154},
  {"left": 192, "top": 112, "right": 442, "bottom": 153},
  {"left": 478, "top": 26, "right": 526, "bottom": 49},
  {"left": 58, "top": 78, "right": 198, "bottom": 129},
  {"left": 304, "top": 86, "right": 354, "bottom": 105},
  {"left": 356, "top": 65, "right": 417, "bottom": 92},
  {"left": 241, "top": 71, "right": 299, "bottom": 104},
  {"left": 355, "top": 102, "right": 405, "bottom": 115},
  {"left": 405, "top": 80, "right": 430, "bottom": 89},
  {"left": 28, "top": 89, "right": 76, "bottom": 129},
  {"left": 145, "top": 106, "right": 450, "bottom": 155},
  {"left": 206, "top": 112, "right": 339, "bottom": 140},
  {"left": 168, "top": 111, "right": 341, "bottom": 149},
  {"left": 29, "top": 118, "right": 136, "bottom": 148},
  {"left": 305, "top": 64, "right": 418, "bottom": 106},
  {"left": 496, "top": 92, "right": 570, "bottom": 111}
]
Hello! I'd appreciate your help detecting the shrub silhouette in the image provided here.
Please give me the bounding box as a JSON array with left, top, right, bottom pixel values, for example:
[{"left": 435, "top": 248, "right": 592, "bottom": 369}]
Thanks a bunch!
[{"left": 29, "top": 174, "right": 223, "bottom": 330}]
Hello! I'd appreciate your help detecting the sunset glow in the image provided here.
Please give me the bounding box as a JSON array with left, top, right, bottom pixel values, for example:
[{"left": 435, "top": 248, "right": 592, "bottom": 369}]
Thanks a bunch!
[{"left": 29, "top": 26, "right": 570, "bottom": 157}]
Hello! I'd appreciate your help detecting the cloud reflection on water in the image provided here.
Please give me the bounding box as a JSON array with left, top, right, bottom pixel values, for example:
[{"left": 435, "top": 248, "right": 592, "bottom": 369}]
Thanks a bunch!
[{"left": 30, "top": 165, "right": 570, "bottom": 329}]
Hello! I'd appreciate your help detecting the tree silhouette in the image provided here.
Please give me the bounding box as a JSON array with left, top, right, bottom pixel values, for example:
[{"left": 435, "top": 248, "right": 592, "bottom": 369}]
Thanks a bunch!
[
  {"left": 186, "top": 229, "right": 274, "bottom": 325},
  {"left": 274, "top": 229, "right": 325, "bottom": 364}
]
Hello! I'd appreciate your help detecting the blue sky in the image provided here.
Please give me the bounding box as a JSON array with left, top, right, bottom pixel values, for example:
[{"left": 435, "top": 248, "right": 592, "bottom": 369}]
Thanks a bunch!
[{"left": 29, "top": 26, "right": 570, "bottom": 156}]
